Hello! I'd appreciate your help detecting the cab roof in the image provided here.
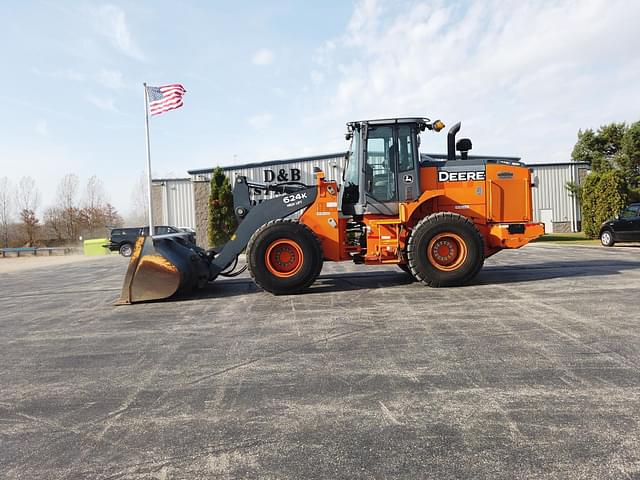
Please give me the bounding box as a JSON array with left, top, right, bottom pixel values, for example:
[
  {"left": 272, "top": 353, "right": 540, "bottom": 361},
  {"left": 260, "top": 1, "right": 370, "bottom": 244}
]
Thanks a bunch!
[{"left": 346, "top": 117, "right": 431, "bottom": 128}]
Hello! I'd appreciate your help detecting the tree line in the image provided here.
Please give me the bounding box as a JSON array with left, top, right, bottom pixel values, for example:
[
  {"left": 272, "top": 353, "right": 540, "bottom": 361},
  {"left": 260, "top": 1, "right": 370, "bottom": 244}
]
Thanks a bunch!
[
  {"left": 0, "top": 174, "right": 124, "bottom": 248},
  {"left": 570, "top": 120, "right": 640, "bottom": 237}
]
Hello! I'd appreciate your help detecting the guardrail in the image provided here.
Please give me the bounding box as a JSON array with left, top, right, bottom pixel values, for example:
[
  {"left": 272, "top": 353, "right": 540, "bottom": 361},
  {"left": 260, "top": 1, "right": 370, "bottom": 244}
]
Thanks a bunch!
[{"left": 0, "top": 247, "right": 73, "bottom": 258}]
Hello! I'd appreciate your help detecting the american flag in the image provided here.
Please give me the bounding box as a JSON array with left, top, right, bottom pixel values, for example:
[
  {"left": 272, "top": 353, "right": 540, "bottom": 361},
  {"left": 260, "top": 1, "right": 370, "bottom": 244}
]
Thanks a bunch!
[{"left": 146, "top": 84, "right": 186, "bottom": 116}]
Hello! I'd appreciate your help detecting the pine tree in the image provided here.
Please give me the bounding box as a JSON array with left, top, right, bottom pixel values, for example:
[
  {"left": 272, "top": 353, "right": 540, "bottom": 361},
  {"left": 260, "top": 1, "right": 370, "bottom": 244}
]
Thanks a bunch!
[
  {"left": 570, "top": 120, "right": 640, "bottom": 232},
  {"left": 208, "top": 167, "right": 237, "bottom": 248},
  {"left": 581, "top": 170, "right": 629, "bottom": 238}
]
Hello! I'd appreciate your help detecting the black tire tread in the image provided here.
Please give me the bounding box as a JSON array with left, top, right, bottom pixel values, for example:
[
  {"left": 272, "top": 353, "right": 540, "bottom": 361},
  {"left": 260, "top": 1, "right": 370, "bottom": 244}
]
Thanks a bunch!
[{"left": 397, "top": 263, "right": 416, "bottom": 280}]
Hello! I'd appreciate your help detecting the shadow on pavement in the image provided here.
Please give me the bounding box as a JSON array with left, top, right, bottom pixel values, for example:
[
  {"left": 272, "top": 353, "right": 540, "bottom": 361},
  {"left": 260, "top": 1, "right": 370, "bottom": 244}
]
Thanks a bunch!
[
  {"left": 173, "top": 258, "right": 640, "bottom": 302},
  {"left": 178, "top": 271, "right": 414, "bottom": 301},
  {"left": 477, "top": 258, "right": 640, "bottom": 285}
]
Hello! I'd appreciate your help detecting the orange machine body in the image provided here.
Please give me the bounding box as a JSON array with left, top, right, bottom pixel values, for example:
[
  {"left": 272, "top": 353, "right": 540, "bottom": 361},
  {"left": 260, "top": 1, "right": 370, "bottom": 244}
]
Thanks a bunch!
[{"left": 299, "top": 162, "right": 544, "bottom": 265}]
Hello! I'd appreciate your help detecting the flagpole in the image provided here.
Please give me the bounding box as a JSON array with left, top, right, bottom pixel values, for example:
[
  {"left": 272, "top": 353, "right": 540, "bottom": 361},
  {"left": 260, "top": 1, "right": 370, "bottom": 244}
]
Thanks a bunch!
[{"left": 143, "top": 82, "right": 154, "bottom": 237}]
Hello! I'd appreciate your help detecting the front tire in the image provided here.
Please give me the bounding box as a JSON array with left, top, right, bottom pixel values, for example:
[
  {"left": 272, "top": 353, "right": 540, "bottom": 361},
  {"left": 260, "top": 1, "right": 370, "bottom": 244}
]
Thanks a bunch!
[
  {"left": 600, "top": 230, "right": 615, "bottom": 247},
  {"left": 247, "top": 219, "right": 323, "bottom": 294},
  {"left": 407, "top": 213, "right": 484, "bottom": 287}
]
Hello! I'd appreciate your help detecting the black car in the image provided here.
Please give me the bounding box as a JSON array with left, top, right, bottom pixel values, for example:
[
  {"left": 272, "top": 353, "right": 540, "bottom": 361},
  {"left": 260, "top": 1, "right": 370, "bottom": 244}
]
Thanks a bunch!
[
  {"left": 599, "top": 203, "right": 640, "bottom": 246},
  {"left": 106, "top": 226, "right": 196, "bottom": 257}
]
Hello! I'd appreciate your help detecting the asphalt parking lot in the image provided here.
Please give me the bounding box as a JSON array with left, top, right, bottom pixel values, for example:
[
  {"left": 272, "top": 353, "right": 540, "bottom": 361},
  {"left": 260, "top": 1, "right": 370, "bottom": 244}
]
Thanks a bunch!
[{"left": 1, "top": 244, "right": 639, "bottom": 479}]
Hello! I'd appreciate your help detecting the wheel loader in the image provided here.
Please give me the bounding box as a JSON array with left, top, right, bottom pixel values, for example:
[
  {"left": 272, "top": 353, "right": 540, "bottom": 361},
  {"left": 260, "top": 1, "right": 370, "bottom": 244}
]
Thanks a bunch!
[{"left": 117, "top": 117, "right": 544, "bottom": 304}]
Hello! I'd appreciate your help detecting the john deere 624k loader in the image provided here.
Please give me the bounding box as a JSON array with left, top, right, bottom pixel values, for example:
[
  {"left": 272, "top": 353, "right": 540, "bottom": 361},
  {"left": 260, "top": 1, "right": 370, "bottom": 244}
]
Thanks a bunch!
[{"left": 118, "top": 117, "right": 544, "bottom": 304}]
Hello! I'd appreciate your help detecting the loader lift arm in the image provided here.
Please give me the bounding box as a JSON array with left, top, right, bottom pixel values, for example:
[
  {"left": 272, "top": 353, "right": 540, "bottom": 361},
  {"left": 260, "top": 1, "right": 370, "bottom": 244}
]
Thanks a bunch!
[
  {"left": 116, "top": 176, "right": 317, "bottom": 304},
  {"left": 209, "top": 176, "right": 317, "bottom": 279}
]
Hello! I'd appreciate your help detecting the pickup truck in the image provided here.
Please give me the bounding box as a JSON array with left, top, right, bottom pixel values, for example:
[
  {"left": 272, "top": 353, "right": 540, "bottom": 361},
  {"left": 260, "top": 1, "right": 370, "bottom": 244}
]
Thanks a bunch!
[{"left": 106, "top": 226, "right": 196, "bottom": 256}]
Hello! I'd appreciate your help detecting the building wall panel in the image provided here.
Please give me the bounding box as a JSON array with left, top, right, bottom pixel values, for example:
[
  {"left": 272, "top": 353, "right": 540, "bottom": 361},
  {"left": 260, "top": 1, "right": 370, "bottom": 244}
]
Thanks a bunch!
[
  {"left": 154, "top": 179, "right": 196, "bottom": 229},
  {"left": 155, "top": 156, "right": 591, "bottom": 241},
  {"left": 529, "top": 163, "right": 589, "bottom": 232}
]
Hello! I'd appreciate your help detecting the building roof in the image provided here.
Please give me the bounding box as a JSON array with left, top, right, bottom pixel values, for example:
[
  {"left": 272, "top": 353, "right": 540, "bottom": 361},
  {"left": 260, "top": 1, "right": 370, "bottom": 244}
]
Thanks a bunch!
[
  {"left": 187, "top": 152, "right": 590, "bottom": 176},
  {"left": 152, "top": 178, "right": 191, "bottom": 183},
  {"left": 188, "top": 152, "right": 349, "bottom": 175},
  {"left": 423, "top": 153, "right": 521, "bottom": 162},
  {"left": 527, "top": 162, "right": 590, "bottom": 167}
]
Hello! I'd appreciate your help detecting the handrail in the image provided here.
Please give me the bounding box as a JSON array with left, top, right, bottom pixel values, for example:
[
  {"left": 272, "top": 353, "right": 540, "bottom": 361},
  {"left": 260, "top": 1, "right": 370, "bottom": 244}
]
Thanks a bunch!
[{"left": 1, "top": 247, "right": 72, "bottom": 257}]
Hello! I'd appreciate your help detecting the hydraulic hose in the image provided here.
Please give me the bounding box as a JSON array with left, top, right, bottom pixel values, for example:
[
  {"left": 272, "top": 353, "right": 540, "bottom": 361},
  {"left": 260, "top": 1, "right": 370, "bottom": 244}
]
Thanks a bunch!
[{"left": 219, "top": 255, "right": 248, "bottom": 277}]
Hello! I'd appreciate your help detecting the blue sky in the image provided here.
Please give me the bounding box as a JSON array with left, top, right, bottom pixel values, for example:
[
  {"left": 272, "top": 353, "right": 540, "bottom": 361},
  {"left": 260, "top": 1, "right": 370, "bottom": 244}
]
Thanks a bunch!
[{"left": 0, "top": 0, "right": 639, "bottom": 219}]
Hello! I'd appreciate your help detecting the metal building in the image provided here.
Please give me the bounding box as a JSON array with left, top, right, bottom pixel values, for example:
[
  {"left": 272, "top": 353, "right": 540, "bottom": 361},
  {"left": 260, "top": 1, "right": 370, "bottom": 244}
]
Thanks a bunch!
[
  {"left": 152, "top": 178, "right": 196, "bottom": 228},
  {"left": 189, "top": 152, "right": 348, "bottom": 186},
  {"left": 153, "top": 154, "right": 590, "bottom": 244},
  {"left": 529, "top": 162, "right": 590, "bottom": 233}
]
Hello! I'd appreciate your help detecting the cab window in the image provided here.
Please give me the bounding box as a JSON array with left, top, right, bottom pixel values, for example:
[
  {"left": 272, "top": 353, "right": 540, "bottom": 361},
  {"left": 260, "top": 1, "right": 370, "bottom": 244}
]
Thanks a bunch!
[
  {"left": 342, "top": 131, "right": 360, "bottom": 204},
  {"left": 365, "top": 126, "right": 396, "bottom": 201},
  {"left": 397, "top": 125, "right": 415, "bottom": 172}
]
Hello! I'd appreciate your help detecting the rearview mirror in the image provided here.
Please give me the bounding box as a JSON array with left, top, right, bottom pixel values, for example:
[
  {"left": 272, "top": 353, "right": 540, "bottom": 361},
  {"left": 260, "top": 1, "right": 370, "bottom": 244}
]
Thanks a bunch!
[{"left": 456, "top": 138, "right": 472, "bottom": 152}]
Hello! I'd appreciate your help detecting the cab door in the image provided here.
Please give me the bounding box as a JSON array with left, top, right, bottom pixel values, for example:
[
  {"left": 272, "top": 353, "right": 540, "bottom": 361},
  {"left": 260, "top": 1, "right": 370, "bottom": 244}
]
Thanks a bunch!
[
  {"left": 396, "top": 124, "right": 420, "bottom": 204},
  {"left": 363, "top": 124, "right": 419, "bottom": 215},
  {"left": 364, "top": 125, "right": 397, "bottom": 215}
]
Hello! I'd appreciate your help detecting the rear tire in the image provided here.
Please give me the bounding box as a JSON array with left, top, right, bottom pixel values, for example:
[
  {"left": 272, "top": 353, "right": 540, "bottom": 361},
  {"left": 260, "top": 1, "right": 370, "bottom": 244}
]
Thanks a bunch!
[
  {"left": 600, "top": 230, "right": 615, "bottom": 247},
  {"left": 119, "top": 243, "right": 133, "bottom": 257},
  {"left": 407, "top": 213, "right": 484, "bottom": 287},
  {"left": 247, "top": 219, "right": 323, "bottom": 294},
  {"left": 397, "top": 263, "right": 416, "bottom": 280}
]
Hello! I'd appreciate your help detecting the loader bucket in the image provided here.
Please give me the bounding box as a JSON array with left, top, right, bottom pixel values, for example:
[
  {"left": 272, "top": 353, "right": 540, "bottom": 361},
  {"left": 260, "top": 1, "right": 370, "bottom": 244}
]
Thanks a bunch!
[{"left": 116, "top": 235, "right": 210, "bottom": 305}]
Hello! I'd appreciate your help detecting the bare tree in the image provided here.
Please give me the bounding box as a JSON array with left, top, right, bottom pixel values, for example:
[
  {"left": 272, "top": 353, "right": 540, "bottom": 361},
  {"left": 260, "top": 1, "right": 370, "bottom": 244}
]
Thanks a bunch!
[
  {"left": 16, "top": 176, "right": 40, "bottom": 245},
  {"left": 83, "top": 175, "right": 108, "bottom": 237},
  {"left": 43, "top": 207, "right": 65, "bottom": 241},
  {"left": 56, "top": 174, "right": 81, "bottom": 242},
  {"left": 84, "top": 175, "right": 107, "bottom": 209},
  {"left": 20, "top": 209, "right": 40, "bottom": 245},
  {"left": 16, "top": 176, "right": 40, "bottom": 212},
  {"left": 129, "top": 172, "right": 149, "bottom": 225},
  {"left": 0, "top": 177, "right": 12, "bottom": 248},
  {"left": 103, "top": 203, "right": 124, "bottom": 229}
]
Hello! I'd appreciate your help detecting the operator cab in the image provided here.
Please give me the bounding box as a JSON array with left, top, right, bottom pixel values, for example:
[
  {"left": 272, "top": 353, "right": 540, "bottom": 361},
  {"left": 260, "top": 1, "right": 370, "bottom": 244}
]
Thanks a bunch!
[{"left": 341, "top": 117, "right": 444, "bottom": 216}]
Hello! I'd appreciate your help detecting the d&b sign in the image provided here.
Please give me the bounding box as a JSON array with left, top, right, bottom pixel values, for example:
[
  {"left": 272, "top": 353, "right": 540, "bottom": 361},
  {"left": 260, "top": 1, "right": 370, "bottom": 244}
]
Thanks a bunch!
[{"left": 264, "top": 168, "right": 301, "bottom": 183}]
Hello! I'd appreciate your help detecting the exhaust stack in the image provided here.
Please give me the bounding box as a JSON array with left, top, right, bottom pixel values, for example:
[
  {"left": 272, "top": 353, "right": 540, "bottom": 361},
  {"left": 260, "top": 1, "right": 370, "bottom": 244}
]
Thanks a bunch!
[{"left": 447, "top": 122, "right": 461, "bottom": 161}]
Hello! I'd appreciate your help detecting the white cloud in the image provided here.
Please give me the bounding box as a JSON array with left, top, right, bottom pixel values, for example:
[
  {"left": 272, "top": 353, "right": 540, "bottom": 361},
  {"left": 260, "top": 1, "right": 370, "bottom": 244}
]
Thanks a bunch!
[
  {"left": 310, "top": 70, "right": 324, "bottom": 86},
  {"left": 35, "top": 120, "right": 49, "bottom": 137},
  {"left": 96, "top": 68, "right": 125, "bottom": 89},
  {"left": 94, "top": 5, "right": 145, "bottom": 60},
  {"left": 252, "top": 48, "right": 275, "bottom": 66},
  {"left": 344, "top": 0, "right": 382, "bottom": 46},
  {"left": 86, "top": 95, "right": 118, "bottom": 112},
  {"left": 312, "top": 40, "right": 336, "bottom": 69},
  {"left": 32, "top": 67, "right": 85, "bottom": 82},
  {"left": 310, "top": 0, "right": 640, "bottom": 163},
  {"left": 248, "top": 113, "right": 274, "bottom": 129}
]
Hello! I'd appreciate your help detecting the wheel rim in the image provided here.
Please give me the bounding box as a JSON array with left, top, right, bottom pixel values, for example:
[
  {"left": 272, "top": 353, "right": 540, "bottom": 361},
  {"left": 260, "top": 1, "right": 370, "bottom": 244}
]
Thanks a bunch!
[
  {"left": 121, "top": 245, "right": 132, "bottom": 256},
  {"left": 265, "top": 239, "right": 304, "bottom": 278},
  {"left": 427, "top": 233, "right": 468, "bottom": 272},
  {"left": 601, "top": 232, "right": 611, "bottom": 245}
]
